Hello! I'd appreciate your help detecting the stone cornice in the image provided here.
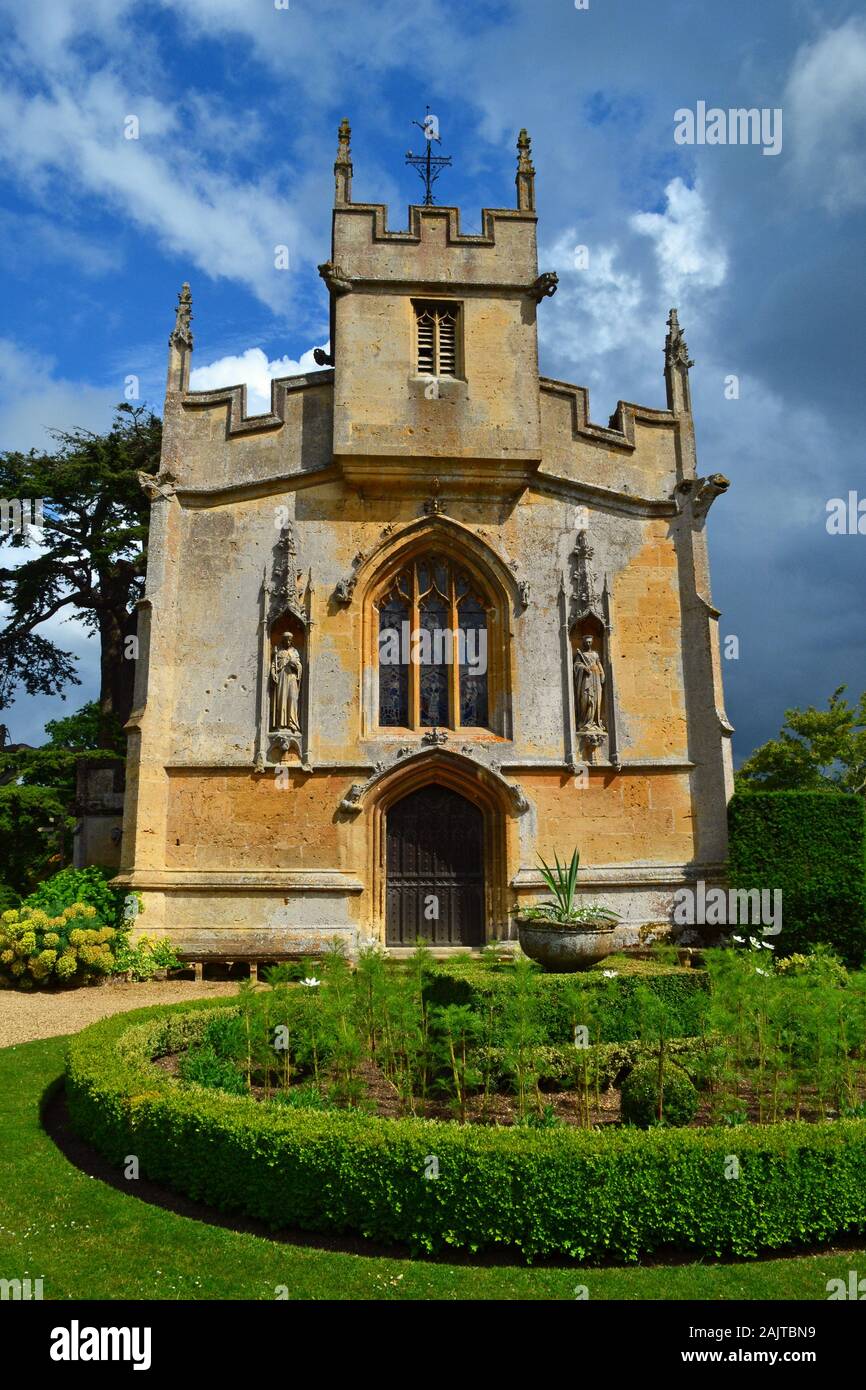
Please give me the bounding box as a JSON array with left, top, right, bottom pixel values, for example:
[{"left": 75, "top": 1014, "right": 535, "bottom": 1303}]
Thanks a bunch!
[
  {"left": 512, "top": 862, "right": 726, "bottom": 889},
  {"left": 110, "top": 870, "right": 365, "bottom": 893},
  {"left": 172, "top": 467, "right": 676, "bottom": 516},
  {"left": 174, "top": 466, "right": 340, "bottom": 509},
  {"left": 532, "top": 471, "right": 677, "bottom": 518},
  {"left": 340, "top": 276, "right": 550, "bottom": 297}
]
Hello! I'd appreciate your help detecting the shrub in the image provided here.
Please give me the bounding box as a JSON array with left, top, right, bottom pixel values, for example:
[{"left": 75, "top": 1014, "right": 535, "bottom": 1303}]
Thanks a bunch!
[
  {"left": 179, "top": 1044, "right": 247, "bottom": 1095},
  {"left": 621, "top": 1058, "right": 699, "bottom": 1128},
  {"left": 0, "top": 883, "right": 19, "bottom": 915},
  {"left": 65, "top": 1000, "right": 866, "bottom": 1263},
  {"left": 111, "top": 934, "right": 184, "bottom": 981},
  {"left": 424, "top": 955, "right": 708, "bottom": 1044},
  {"left": 23, "top": 866, "right": 127, "bottom": 931},
  {"left": 0, "top": 898, "right": 181, "bottom": 989},
  {"left": 728, "top": 791, "right": 866, "bottom": 965},
  {"left": 775, "top": 947, "right": 849, "bottom": 987},
  {"left": 0, "top": 903, "right": 114, "bottom": 988}
]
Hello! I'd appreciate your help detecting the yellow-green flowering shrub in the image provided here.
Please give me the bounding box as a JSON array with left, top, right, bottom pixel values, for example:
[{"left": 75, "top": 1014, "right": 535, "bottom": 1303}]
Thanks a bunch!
[
  {"left": 55, "top": 952, "right": 78, "bottom": 981},
  {"left": 0, "top": 900, "right": 181, "bottom": 989}
]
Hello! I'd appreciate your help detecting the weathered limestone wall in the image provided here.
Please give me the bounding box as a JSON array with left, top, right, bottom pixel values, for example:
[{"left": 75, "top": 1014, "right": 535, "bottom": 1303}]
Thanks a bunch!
[{"left": 161, "top": 482, "right": 689, "bottom": 770}]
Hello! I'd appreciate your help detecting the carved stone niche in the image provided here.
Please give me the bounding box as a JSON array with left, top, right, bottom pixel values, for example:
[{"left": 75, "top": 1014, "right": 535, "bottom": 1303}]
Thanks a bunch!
[
  {"left": 267, "top": 610, "right": 306, "bottom": 764},
  {"left": 254, "top": 520, "right": 312, "bottom": 772},
  {"left": 566, "top": 530, "right": 619, "bottom": 767}
]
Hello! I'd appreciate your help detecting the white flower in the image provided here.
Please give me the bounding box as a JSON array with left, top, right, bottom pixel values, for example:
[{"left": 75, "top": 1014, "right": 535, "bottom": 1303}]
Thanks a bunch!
[
  {"left": 601, "top": 969, "right": 619, "bottom": 978},
  {"left": 755, "top": 967, "right": 769, "bottom": 977},
  {"left": 760, "top": 940, "right": 775, "bottom": 950},
  {"left": 300, "top": 977, "right": 321, "bottom": 988},
  {"left": 732, "top": 935, "right": 745, "bottom": 944}
]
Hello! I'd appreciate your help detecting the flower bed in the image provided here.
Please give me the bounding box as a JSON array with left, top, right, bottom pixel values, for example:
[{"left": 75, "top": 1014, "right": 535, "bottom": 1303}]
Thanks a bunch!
[{"left": 65, "top": 996, "right": 866, "bottom": 1262}]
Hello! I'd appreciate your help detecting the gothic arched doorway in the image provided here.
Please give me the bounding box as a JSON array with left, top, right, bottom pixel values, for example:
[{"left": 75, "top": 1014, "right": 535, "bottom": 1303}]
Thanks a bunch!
[{"left": 385, "top": 784, "right": 484, "bottom": 946}]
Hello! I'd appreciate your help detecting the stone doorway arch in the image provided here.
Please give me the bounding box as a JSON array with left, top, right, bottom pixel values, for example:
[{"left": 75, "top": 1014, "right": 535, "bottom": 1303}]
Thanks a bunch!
[{"left": 360, "top": 748, "right": 517, "bottom": 947}]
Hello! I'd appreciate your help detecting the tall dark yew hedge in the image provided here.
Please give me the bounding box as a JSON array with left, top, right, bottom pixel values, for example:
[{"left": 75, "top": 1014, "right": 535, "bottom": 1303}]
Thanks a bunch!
[{"left": 728, "top": 791, "right": 866, "bottom": 965}]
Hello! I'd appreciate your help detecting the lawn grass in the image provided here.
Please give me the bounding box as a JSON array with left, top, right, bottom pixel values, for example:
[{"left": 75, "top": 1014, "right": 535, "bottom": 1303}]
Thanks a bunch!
[{"left": 0, "top": 1034, "right": 862, "bottom": 1301}]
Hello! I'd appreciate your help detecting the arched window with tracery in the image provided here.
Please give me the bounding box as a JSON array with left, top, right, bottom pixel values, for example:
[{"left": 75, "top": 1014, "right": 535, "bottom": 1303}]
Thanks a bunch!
[{"left": 376, "top": 553, "right": 491, "bottom": 731}]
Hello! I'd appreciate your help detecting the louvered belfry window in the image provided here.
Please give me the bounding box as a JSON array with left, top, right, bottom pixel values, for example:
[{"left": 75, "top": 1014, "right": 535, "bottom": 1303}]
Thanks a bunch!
[{"left": 414, "top": 301, "right": 460, "bottom": 377}]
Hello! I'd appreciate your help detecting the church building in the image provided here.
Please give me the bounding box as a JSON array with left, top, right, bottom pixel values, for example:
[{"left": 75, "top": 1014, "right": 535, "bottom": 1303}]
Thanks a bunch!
[{"left": 116, "top": 120, "right": 734, "bottom": 963}]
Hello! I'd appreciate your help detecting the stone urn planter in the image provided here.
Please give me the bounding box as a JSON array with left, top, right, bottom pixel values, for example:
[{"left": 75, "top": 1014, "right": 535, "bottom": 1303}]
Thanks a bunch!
[{"left": 517, "top": 915, "right": 618, "bottom": 972}]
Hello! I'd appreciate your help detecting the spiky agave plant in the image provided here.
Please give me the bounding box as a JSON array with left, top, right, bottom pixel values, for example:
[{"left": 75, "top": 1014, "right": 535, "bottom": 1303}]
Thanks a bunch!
[{"left": 523, "top": 849, "right": 620, "bottom": 925}]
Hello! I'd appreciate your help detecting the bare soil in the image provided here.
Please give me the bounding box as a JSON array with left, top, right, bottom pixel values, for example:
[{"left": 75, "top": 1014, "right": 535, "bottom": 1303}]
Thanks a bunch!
[{"left": 155, "top": 1049, "right": 866, "bottom": 1128}]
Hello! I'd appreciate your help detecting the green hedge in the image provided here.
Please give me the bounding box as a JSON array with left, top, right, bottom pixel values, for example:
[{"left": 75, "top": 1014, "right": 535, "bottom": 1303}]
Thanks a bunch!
[
  {"left": 65, "top": 1000, "right": 866, "bottom": 1263},
  {"left": 424, "top": 956, "right": 709, "bottom": 1043},
  {"left": 728, "top": 791, "right": 866, "bottom": 965}
]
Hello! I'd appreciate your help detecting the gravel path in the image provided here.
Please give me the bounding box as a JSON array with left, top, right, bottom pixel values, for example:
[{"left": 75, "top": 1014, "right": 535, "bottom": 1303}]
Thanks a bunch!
[{"left": 0, "top": 980, "right": 241, "bottom": 1048}]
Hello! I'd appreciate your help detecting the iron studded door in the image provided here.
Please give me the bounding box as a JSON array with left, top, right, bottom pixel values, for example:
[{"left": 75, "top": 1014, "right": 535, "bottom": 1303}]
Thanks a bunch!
[{"left": 386, "top": 785, "right": 484, "bottom": 946}]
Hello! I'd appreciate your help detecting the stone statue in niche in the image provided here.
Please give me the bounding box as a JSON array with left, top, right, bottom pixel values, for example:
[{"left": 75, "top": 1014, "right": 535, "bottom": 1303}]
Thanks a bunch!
[
  {"left": 270, "top": 635, "right": 303, "bottom": 732},
  {"left": 573, "top": 633, "right": 605, "bottom": 731}
]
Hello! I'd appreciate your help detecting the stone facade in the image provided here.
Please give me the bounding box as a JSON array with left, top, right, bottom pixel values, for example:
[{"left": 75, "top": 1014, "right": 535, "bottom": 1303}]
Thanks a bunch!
[{"left": 113, "top": 122, "right": 734, "bottom": 960}]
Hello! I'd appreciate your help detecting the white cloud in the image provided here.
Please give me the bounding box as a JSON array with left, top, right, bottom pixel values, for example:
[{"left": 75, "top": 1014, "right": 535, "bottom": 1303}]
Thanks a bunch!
[
  {"left": 541, "top": 233, "right": 646, "bottom": 361},
  {"left": 189, "top": 344, "right": 327, "bottom": 415},
  {"left": 631, "top": 178, "right": 728, "bottom": 301},
  {"left": 0, "top": 73, "right": 306, "bottom": 312},
  {"left": 784, "top": 18, "right": 866, "bottom": 214},
  {"left": 161, "top": 0, "right": 472, "bottom": 104},
  {"left": 0, "top": 338, "right": 118, "bottom": 452}
]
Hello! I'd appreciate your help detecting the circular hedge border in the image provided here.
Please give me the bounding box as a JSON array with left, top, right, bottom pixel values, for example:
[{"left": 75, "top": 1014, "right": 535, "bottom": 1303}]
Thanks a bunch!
[{"left": 65, "top": 998, "right": 866, "bottom": 1263}]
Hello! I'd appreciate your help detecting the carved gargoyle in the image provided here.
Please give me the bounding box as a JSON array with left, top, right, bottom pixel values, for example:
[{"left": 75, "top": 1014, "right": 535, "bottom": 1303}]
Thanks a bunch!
[
  {"left": 339, "top": 783, "right": 366, "bottom": 814},
  {"left": 137, "top": 470, "right": 177, "bottom": 502},
  {"left": 169, "top": 282, "right": 193, "bottom": 351},
  {"left": 333, "top": 575, "right": 357, "bottom": 605},
  {"left": 318, "top": 261, "right": 354, "bottom": 295},
  {"left": 313, "top": 347, "right": 334, "bottom": 366},
  {"left": 676, "top": 473, "right": 730, "bottom": 520},
  {"left": 529, "top": 271, "right": 559, "bottom": 303}
]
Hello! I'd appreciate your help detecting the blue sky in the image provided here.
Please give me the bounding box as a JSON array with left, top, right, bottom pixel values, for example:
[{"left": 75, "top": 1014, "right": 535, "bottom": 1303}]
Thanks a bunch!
[{"left": 1, "top": 0, "right": 865, "bottom": 760}]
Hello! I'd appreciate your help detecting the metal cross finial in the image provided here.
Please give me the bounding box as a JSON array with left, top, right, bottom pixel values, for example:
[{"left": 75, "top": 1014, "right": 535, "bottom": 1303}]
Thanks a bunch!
[{"left": 405, "top": 106, "right": 452, "bottom": 205}]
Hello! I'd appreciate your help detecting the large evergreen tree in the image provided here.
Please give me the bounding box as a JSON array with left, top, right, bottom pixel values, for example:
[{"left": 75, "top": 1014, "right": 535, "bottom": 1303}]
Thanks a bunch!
[{"left": 0, "top": 403, "right": 161, "bottom": 745}]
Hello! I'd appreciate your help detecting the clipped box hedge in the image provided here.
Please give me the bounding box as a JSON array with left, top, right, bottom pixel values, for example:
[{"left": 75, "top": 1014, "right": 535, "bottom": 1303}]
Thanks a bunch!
[
  {"left": 424, "top": 956, "right": 709, "bottom": 1043},
  {"left": 65, "top": 1000, "right": 866, "bottom": 1263},
  {"left": 728, "top": 790, "right": 866, "bottom": 965}
]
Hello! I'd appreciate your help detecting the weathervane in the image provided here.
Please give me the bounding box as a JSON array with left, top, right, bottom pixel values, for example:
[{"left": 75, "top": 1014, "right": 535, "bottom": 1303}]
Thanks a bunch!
[{"left": 405, "top": 106, "right": 452, "bottom": 205}]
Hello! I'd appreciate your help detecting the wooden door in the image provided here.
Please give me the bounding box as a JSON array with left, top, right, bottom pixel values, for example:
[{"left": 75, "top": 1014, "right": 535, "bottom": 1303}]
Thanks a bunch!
[{"left": 386, "top": 785, "right": 484, "bottom": 946}]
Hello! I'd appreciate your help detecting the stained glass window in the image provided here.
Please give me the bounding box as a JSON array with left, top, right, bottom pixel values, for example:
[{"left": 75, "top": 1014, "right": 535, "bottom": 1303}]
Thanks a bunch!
[
  {"left": 377, "top": 554, "right": 491, "bottom": 732},
  {"left": 378, "top": 584, "right": 409, "bottom": 727},
  {"left": 419, "top": 593, "right": 449, "bottom": 725},
  {"left": 458, "top": 588, "right": 488, "bottom": 726}
]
